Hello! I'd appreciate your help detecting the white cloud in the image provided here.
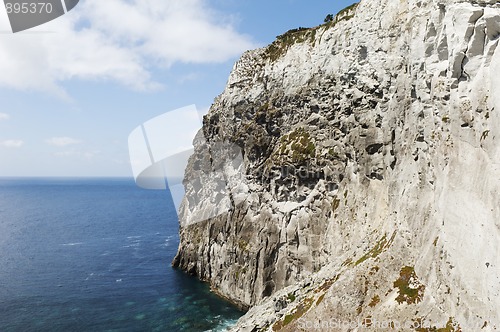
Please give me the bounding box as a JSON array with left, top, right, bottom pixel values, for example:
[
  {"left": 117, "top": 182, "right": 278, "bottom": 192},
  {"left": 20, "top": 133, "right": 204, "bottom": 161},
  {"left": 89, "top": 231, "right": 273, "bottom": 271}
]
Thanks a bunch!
[
  {"left": 1, "top": 140, "right": 24, "bottom": 148},
  {"left": 0, "top": 113, "right": 9, "bottom": 120},
  {"left": 54, "top": 149, "right": 100, "bottom": 160},
  {"left": 0, "top": 0, "right": 256, "bottom": 95},
  {"left": 46, "top": 137, "right": 82, "bottom": 147}
]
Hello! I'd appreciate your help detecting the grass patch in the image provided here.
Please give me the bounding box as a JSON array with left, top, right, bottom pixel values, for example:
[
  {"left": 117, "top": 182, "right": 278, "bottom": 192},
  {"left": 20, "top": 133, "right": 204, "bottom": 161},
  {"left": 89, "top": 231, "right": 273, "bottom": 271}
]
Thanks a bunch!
[
  {"left": 414, "top": 317, "right": 462, "bottom": 332},
  {"left": 316, "top": 293, "right": 326, "bottom": 305},
  {"left": 332, "top": 196, "right": 341, "bottom": 213},
  {"left": 315, "top": 275, "right": 339, "bottom": 293},
  {"left": 338, "top": 2, "right": 358, "bottom": 16},
  {"left": 238, "top": 239, "right": 249, "bottom": 251},
  {"left": 342, "top": 258, "right": 353, "bottom": 267},
  {"left": 264, "top": 3, "right": 359, "bottom": 62},
  {"left": 368, "top": 295, "right": 380, "bottom": 307},
  {"left": 323, "top": 2, "right": 359, "bottom": 28},
  {"left": 369, "top": 266, "right": 380, "bottom": 275},
  {"left": 271, "top": 128, "right": 316, "bottom": 165},
  {"left": 327, "top": 148, "right": 338, "bottom": 159},
  {"left": 355, "top": 232, "right": 396, "bottom": 266},
  {"left": 393, "top": 266, "right": 425, "bottom": 305},
  {"left": 272, "top": 297, "right": 314, "bottom": 331},
  {"left": 264, "top": 27, "right": 317, "bottom": 62},
  {"left": 234, "top": 266, "right": 247, "bottom": 281}
]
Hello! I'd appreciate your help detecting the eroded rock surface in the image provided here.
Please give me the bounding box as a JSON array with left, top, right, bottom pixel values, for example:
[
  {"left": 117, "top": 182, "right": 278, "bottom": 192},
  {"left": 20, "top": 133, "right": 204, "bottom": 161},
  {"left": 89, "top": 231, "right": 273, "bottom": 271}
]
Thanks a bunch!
[{"left": 173, "top": 0, "right": 500, "bottom": 330}]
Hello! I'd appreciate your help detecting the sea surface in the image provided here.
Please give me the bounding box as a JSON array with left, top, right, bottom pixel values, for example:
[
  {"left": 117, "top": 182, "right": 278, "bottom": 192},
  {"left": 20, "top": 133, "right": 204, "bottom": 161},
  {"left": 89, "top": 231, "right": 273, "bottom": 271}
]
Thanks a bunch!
[{"left": 0, "top": 178, "right": 243, "bottom": 332}]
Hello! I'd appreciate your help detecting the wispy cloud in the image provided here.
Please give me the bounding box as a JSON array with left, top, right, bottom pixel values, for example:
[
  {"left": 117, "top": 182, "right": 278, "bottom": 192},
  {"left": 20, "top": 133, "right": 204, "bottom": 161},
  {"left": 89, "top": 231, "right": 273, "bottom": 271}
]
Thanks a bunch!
[
  {"left": 46, "top": 137, "right": 82, "bottom": 147},
  {"left": 177, "top": 72, "right": 201, "bottom": 84},
  {"left": 0, "top": 0, "right": 256, "bottom": 95},
  {"left": 54, "top": 149, "right": 100, "bottom": 160},
  {"left": 0, "top": 113, "right": 10, "bottom": 121},
  {"left": 0, "top": 140, "right": 24, "bottom": 148}
]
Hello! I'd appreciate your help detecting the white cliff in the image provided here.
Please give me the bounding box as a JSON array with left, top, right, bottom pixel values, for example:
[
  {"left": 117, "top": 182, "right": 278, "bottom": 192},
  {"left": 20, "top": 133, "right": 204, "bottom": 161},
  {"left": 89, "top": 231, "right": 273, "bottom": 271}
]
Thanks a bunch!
[{"left": 173, "top": 0, "right": 500, "bottom": 330}]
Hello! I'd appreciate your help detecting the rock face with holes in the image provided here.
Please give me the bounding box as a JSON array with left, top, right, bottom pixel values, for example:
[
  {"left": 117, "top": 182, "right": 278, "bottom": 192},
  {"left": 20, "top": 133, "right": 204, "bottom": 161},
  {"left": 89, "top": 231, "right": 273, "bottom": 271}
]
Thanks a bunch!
[{"left": 173, "top": 0, "right": 500, "bottom": 330}]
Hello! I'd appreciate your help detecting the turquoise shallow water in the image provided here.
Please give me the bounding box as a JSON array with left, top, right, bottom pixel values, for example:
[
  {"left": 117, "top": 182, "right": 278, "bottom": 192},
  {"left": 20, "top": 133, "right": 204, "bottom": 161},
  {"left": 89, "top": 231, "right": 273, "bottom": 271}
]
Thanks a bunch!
[{"left": 0, "top": 178, "right": 243, "bottom": 331}]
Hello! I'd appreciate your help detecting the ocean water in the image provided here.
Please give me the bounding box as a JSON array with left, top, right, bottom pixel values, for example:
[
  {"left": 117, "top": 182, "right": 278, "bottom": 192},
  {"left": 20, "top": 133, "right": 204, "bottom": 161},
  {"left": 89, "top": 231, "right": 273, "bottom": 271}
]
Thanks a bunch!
[{"left": 0, "top": 178, "right": 243, "bottom": 332}]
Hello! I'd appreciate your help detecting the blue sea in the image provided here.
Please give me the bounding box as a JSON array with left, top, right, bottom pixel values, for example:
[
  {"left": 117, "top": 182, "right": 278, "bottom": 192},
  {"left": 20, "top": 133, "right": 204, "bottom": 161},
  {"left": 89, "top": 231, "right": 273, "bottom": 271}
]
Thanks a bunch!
[{"left": 0, "top": 178, "right": 243, "bottom": 332}]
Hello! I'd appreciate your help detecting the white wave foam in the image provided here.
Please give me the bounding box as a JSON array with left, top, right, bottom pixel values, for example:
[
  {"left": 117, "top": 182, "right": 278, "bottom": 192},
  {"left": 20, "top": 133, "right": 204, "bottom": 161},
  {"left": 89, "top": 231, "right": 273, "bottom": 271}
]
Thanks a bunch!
[{"left": 205, "top": 318, "right": 239, "bottom": 332}]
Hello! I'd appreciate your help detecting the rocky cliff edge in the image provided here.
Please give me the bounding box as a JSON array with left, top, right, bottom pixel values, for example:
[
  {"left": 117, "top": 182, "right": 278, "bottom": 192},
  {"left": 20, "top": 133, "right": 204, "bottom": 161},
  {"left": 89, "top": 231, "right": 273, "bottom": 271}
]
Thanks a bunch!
[{"left": 173, "top": 0, "right": 500, "bottom": 330}]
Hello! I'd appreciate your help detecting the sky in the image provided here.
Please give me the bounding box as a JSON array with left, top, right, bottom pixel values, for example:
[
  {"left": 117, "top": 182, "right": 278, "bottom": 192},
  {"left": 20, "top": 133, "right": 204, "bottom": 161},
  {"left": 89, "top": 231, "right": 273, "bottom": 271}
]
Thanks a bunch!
[{"left": 0, "top": 0, "right": 357, "bottom": 177}]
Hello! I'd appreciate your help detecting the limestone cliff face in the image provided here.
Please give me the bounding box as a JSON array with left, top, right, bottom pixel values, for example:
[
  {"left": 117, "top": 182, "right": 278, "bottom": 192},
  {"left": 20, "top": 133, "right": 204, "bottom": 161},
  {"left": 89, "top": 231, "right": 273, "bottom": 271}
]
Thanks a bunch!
[{"left": 173, "top": 0, "right": 500, "bottom": 330}]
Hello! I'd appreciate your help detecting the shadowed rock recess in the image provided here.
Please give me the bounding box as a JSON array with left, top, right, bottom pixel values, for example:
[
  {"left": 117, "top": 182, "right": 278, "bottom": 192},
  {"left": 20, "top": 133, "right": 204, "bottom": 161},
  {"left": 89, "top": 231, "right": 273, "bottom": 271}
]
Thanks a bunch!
[{"left": 172, "top": 0, "right": 500, "bottom": 330}]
